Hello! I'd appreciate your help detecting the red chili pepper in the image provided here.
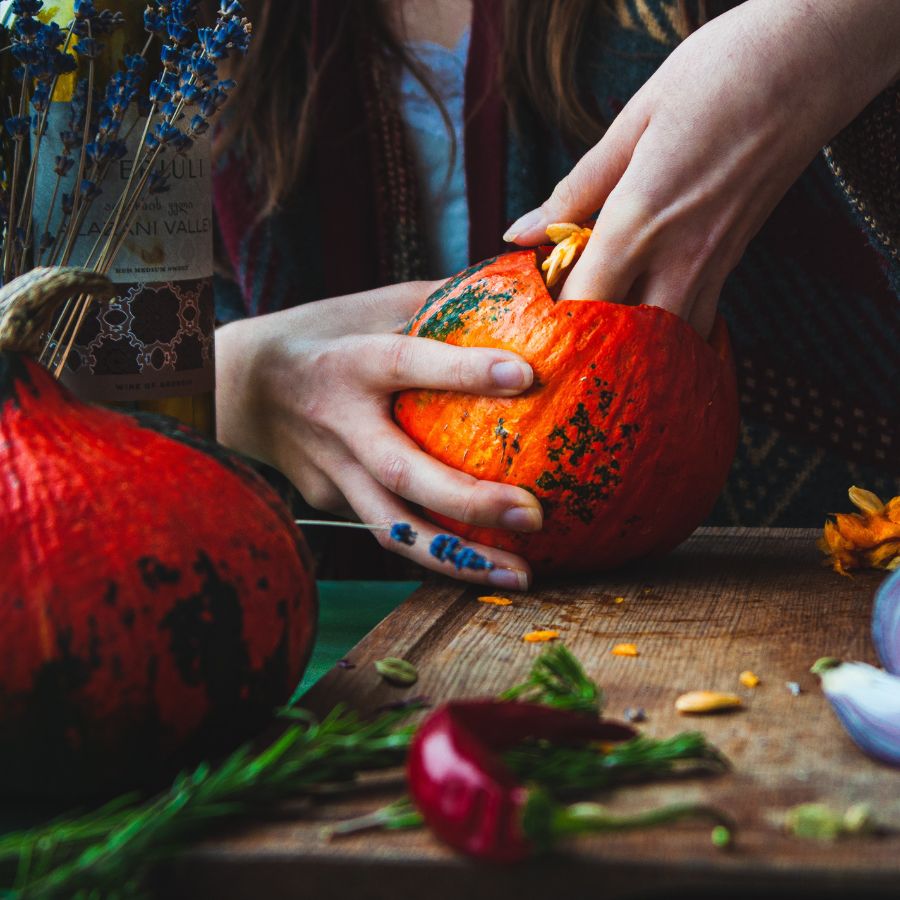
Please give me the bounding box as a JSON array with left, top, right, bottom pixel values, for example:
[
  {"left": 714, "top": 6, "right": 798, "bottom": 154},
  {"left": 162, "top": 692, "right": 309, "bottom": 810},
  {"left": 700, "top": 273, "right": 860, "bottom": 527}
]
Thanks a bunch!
[{"left": 406, "top": 700, "right": 636, "bottom": 863}]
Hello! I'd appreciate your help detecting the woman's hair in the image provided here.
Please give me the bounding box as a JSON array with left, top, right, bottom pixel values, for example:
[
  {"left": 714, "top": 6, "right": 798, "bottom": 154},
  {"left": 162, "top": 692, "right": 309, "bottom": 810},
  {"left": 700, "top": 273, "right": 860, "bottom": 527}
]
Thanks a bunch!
[{"left": 216, "top": 1, "right": 704, "bottom": 216}]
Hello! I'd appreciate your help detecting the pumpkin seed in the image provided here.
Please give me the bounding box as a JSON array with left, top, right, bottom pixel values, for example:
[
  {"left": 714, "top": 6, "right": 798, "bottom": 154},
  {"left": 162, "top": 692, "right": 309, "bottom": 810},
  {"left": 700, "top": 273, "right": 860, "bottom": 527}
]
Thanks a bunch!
[
  {"left": 374, "top": 657, "right": 418, "bottom": 687},
  {"left": 674, "top": 690, "right": 743, "bottom": 714}
]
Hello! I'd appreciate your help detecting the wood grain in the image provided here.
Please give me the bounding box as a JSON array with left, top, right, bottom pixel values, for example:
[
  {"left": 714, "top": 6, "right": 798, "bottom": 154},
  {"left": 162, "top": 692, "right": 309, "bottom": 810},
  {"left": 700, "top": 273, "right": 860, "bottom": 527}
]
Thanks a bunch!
[{"left": 159, "top": 528, "right": 900, "bottom": 899}]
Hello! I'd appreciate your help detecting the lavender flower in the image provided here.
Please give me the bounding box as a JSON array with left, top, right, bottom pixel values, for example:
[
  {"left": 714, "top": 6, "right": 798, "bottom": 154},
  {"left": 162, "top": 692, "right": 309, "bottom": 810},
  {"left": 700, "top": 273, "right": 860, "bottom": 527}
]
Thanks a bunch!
[
  {"left": 73, "top": 36, "right": 100, "bottom": 59},
  {"left": 30, "top": 83, "right": 51, "bottom": 113},
  {"left": 147, "top": 170, "right": 170, "bottom": 195},
  {"left": 388, "top": 522, "right": 495, "bottom": 570},
  {"left": 80, "top": 178, "right": 100, "bottom": 200},
  {"left": 3, "top": 0, "right": 251, "bottom": 303},
  {"left": 429, "top": 534, "right": 495, "bottom": 571},
  {"left": 54, "top": 155, "right": 75, "bottom": 177},
  {"left": 144, "top": 7, "right": 166, "bottom": 38},
  {"left": 73, "top": 0, "right": 96, "bottom": 19},
  {"left": 12, "top": 0, "right": 43, "bottom": 16},
  {"left": 4, "top": 116, "right": 30, "bottom": 138},
  {"left": 390, "top": 523, "right": 417, "bottom": 546}
]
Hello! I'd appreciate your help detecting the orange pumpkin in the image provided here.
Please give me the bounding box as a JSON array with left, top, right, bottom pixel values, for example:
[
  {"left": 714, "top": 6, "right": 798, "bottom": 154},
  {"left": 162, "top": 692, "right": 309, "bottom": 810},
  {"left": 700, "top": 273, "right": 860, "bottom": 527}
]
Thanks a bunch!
[
  {"left": 0, "top": 269, "right": 318, "bottom": 798},
  {"left": 394, "top": 247, "right": 739, "bottom": 574}
]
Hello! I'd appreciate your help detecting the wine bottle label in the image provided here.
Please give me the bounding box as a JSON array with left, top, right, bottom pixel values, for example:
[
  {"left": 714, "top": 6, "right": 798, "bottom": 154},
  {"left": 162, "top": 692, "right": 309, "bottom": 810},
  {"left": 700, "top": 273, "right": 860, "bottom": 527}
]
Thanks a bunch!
[
  {"left": 60, "top": 277, "right": 215, "bottom": 403},
  {"left": 34, "top": 104, "right": 214, "bottom": 402}
]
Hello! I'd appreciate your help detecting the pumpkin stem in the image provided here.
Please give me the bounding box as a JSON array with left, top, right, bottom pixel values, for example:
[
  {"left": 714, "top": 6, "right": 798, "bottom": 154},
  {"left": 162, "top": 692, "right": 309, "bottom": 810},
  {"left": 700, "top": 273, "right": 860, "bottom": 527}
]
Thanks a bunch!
[
  {"left": 542, "top": 223, "right": 593, "bottom": 288},
  {"left": 0, "top": 267, "right": 114, "bottom": 359}
]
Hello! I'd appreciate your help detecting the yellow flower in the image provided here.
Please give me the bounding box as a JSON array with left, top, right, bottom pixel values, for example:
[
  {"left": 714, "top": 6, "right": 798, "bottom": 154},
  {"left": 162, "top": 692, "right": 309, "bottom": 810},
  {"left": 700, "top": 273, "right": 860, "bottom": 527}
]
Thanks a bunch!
[
  {"left": 541, "top": 223, "right": 592, "bottom": 287},
  {"left": 819, "top": 487, "right": 900, "bottom": 575}
]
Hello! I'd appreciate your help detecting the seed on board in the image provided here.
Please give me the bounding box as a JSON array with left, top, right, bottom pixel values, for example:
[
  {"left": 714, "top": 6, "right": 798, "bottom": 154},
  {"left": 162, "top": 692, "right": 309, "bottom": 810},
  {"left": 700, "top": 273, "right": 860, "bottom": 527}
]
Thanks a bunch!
[
  {"left": 523, "top": 629, "right": 560, "bottom": 643},
  {"left": 675, "top": 691, "right": 743, "bottom": 714},
  {"left": 478, "top": 595, "right": 513, "bottom": 606},
  {"left": 739, "top": 670, "right": 761, "bottom": 688},
  {"left": 612, "top": 643, "right": 639, "bottom": 657},
  {"left": 374, "top": 657, "right": 418, "bottom": 687},
  {"left": 614, "top": 596, "right": 625, "bottom": 604}
]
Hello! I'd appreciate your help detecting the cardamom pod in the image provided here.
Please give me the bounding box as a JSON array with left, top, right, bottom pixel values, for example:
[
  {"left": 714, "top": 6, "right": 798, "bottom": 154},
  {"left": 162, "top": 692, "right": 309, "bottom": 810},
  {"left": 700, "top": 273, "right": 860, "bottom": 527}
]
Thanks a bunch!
[{"left": 374, "top": 657, "right": 418, "bottom": 687}]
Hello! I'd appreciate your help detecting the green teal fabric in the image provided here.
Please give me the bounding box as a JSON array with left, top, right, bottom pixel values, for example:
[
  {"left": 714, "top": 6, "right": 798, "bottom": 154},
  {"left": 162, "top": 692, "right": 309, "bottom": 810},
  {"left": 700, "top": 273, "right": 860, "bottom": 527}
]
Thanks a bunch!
[{"left": 291, "top": 581, "right": 421, "bottom": 702}]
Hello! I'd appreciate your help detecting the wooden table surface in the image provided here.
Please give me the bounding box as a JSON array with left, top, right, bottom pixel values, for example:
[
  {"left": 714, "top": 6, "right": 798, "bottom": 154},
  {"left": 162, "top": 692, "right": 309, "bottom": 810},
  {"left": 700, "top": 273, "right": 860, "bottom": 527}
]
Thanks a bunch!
[{"left": 161, "top": 528, "right": 900, "bottom": 899}]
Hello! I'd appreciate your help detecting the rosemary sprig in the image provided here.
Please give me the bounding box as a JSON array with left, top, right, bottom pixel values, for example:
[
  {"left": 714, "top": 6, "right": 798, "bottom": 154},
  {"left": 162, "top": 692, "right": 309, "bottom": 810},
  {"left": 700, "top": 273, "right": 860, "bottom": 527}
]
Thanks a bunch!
[
  {"left": 328, "top": 648, "right": 728, "bottom": 839},
  {"left": 325, "top": 734, "right": 728, "bottom": 839},
  {"left": 0, "top": 646, "right": 729, "bottom": 898},
  {"left": 0, "top": 647, "right": 596, "bottom": 897},
  {"left": 505, "top": 731, "right": 729, "bottom": 795},
  {"left": 0, "top": 705, "right": 417, "bottom": 900}
]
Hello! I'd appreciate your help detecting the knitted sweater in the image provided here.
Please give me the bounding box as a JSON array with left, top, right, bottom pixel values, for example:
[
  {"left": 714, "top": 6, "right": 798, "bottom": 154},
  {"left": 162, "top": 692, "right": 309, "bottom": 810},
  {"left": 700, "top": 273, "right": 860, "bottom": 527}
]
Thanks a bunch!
[{"left": 214, "top": 0, "right": 899, "bottom": 547}]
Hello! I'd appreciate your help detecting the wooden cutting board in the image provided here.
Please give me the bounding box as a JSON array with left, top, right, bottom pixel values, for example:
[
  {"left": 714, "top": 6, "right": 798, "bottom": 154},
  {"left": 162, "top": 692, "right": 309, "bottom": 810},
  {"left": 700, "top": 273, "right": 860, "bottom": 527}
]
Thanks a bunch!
[{"left": 161, "top": 528, "right": 900, "bottom": 899}]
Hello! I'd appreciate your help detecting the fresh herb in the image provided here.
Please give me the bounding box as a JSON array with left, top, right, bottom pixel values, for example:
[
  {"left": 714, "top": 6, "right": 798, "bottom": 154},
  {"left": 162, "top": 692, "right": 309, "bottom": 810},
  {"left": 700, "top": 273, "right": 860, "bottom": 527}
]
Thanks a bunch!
[
  {"left": 784, "top": 802, "right": 878, "bottom": 840},
  {"left": 499, "top": 643, "right": 601, "bottom": 714},
  {"left": 332, "top": 647, "right": 729, "bottom": 850},
  {"left": 504, "top": 730, "right": 728, "bottom": 794},
  {"left": 0, "top": 705, "right": 416, "bottom": 899},
  {"left": 323, "top": 797, "right": 422, "bottom": 839},
  {"left": 330, "top": 731, "right": 729, "bottom": 841},
  {"left": 522, "top": 788, "right": 733, "bottom": 854},
  {"left": 0, "top": 645, "right": 730, "bottom": 896}
]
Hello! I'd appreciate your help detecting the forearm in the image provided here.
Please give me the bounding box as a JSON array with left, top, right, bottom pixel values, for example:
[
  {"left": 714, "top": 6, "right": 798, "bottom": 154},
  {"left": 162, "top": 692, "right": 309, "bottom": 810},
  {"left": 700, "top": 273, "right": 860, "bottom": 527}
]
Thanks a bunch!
[
  {"left": 743, "top": 0, "right": 900, "bottom": 140},
  {"left": 215, "top": 310, "right": 293, "bottom": 466}
]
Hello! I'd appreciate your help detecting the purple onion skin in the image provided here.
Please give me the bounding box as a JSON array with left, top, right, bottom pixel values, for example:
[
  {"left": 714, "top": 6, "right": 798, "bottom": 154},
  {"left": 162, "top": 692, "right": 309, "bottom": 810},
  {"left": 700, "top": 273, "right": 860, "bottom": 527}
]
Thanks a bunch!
[
  {"left": 826, "top": 689, "right": 900, "bottom": 768},
  {"left": 873, "top": 569, "right": 900, "bottom": 675}
]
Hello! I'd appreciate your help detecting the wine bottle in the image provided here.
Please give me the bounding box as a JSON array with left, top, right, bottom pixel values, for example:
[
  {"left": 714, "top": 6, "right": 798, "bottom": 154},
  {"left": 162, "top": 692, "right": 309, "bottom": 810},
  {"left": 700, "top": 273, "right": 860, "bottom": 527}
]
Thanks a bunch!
[{"left": 35, "top": 0, "right": 216, "bottom": 435}]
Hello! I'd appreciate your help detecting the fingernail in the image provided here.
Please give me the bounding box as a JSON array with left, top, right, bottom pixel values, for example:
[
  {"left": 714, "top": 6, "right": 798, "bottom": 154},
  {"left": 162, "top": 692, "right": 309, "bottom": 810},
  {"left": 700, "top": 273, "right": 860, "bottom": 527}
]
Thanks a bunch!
[
  {"left": 488, "top": 567, "right": 530, "bottom": 591},
  {"left": 491, "top": 360, "right": 532, "bottom": 391},
  {"left": 500, "top": 506, "right": 542, "bottom": 532},
  {"left": 503, "top": 208, "right": 544, "bottom": 243}
]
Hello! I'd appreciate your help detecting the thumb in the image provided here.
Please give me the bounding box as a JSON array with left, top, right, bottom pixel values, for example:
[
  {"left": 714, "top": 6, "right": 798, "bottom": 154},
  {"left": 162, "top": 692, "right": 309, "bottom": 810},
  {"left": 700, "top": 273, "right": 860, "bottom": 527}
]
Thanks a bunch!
[{"left": 503, "top": 110, "right": 646, "bottom": 246}]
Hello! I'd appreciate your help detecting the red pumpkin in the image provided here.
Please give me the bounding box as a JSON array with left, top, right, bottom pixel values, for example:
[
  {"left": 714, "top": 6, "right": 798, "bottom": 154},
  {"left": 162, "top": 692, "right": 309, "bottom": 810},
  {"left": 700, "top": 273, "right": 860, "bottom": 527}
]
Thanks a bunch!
[
  {"left": 394, "top": 248, "right": 739, "bottom": 574},
  {"left": 0, "top": 269, "right": 317, "bottom": 798}
]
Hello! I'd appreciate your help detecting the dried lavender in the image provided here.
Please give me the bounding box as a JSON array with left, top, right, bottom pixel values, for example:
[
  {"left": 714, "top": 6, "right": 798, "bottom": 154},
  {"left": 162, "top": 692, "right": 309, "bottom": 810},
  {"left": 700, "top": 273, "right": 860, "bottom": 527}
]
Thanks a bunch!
[
  {"left": 294, "top": 518, "right": 494, "bottom": 572},
  {"left": 429, "top": 534, "right": 495, "bottom": 571},
  {"left": 389, "top": 522, "right": 417, "bottom": 545},
  {"left": 0, "top": 0, "right": 252, "bottom": 376}
]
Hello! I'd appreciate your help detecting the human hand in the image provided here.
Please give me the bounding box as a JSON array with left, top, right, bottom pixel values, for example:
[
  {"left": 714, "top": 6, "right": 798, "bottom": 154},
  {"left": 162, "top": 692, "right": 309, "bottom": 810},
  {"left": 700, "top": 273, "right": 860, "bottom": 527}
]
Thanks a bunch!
[
  {"left": 504, "top": 0, "right": 900, "bottom": 339},
  {"left": 216, "top": 281, "right": 542, "bottom": 589}
]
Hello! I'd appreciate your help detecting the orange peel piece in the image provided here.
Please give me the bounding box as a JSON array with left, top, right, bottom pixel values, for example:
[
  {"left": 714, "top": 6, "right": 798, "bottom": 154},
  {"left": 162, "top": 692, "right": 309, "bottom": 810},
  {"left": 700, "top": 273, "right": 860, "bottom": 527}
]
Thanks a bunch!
[
  {"left": 819, "top": 486, "right": 900, "bottom": 575},
  {"left": 739, "top": 670, "right": 761, "bottom": 688},
  {"left": 612, "top": 643, "right": 639, "bottom": 657}
]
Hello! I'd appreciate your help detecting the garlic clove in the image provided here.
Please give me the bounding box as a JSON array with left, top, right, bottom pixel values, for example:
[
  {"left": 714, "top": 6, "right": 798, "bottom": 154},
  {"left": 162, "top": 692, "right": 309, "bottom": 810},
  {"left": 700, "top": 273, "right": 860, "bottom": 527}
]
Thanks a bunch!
[{"left": 811, "top": 659, "right": 900, "bottom": 767}]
